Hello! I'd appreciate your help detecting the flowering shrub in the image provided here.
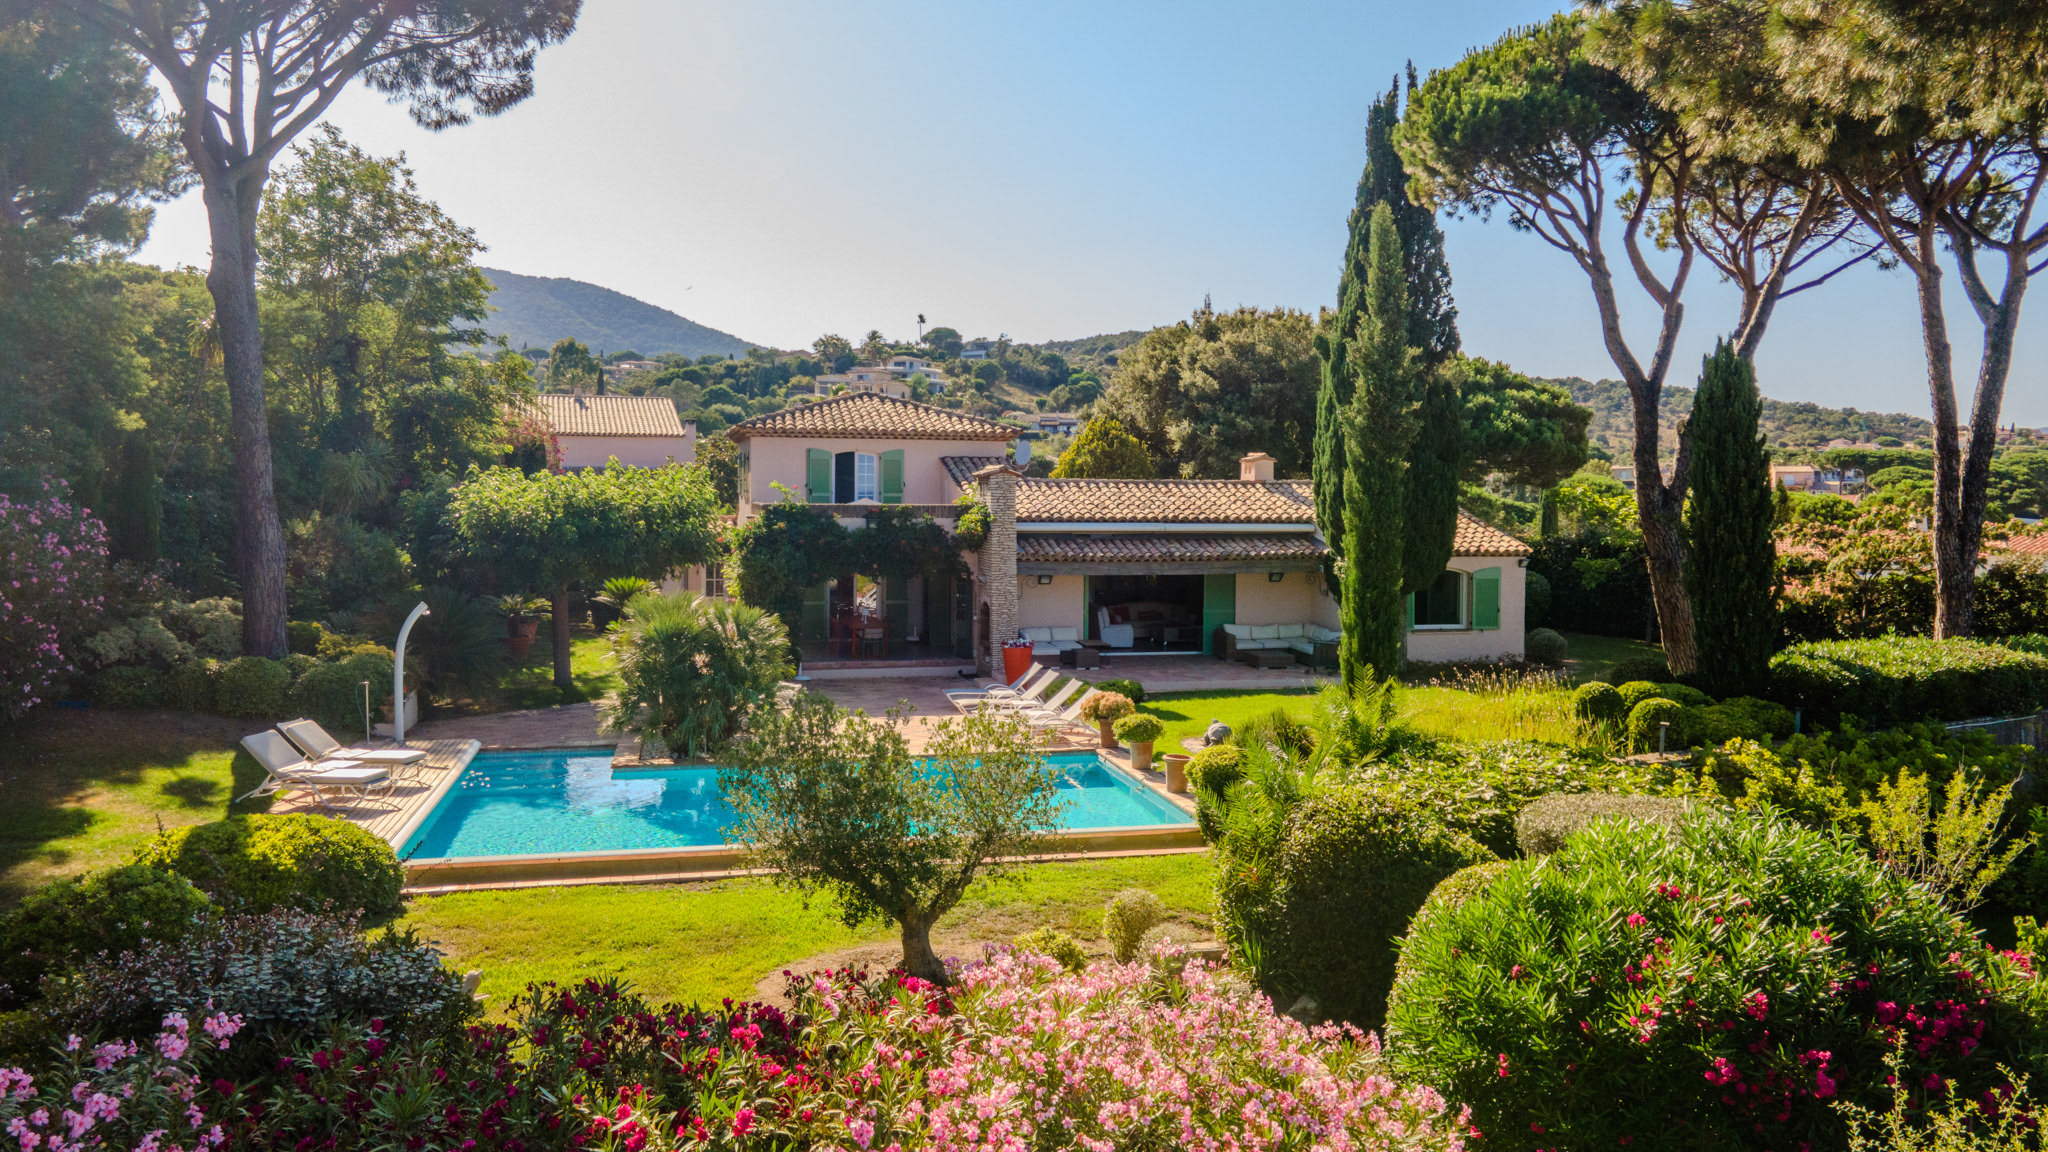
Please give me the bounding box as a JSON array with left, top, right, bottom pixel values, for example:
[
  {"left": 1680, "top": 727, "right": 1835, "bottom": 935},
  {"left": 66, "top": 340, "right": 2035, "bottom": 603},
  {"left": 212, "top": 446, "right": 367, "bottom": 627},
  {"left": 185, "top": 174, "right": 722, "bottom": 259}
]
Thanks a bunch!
[
  {"left": 0, "top": 1009, "right": 241, "bottom": 1151},
  {"left": 597, "top": 952, "right": 1468, "bottom": 1151},
  {"left": 0, "top": 480, "right": 108, "bottom": 720},
  {"left": 1385, "top": 807, "right": 2048, "bottom": 1151},
  {"left": 1078, "top": 691, "right": 1134, "bottom": 724}
]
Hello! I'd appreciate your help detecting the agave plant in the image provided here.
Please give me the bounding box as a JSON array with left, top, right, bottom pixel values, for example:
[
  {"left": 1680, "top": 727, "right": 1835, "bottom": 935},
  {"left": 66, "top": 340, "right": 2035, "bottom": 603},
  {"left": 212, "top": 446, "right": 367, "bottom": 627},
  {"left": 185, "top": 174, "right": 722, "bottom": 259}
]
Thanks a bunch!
[
  {"left": 602, "top": 591, "right": 792, "bottom": 758},
  {"left": 488, "top": 592, "right": 551, "bottom": 621}
]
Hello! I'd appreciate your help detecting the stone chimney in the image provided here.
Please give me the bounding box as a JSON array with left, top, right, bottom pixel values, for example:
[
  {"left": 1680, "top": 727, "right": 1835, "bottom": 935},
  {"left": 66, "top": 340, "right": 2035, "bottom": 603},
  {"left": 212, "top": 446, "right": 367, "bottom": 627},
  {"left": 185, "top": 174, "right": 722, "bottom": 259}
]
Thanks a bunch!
[
  {"left": 1239, "top": 452, "right": 1276, "bottom": 482},
  {"left": 971, "top": 461, "right": 1023, "bottom": 673}
]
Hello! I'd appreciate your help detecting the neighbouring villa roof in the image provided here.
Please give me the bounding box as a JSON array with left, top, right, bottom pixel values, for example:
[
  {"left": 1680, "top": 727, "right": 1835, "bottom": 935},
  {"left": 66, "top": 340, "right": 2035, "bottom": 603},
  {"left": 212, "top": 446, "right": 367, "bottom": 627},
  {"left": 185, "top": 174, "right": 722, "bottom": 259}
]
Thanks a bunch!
[
  {"left": 1990, "top": 533, "right": 2048, "bottom": 559},
  {"left": 943, "top": 455, "right": 1005, "bottom": 486},
  {"left": 1017, "top": 534, "right": 1327, "bottom": 564},
  {"left": 525, "top": 394, "right": 691, "bottom": 438},
  {"left": 728, "top": 393, "right": 1019, "bottom": 442},
  {"left": 1452, "top": 511, "right": 1535, "bottom": 557},
  {"left": 1014, "top": 478, "right": 1319, "bottom": 525}
]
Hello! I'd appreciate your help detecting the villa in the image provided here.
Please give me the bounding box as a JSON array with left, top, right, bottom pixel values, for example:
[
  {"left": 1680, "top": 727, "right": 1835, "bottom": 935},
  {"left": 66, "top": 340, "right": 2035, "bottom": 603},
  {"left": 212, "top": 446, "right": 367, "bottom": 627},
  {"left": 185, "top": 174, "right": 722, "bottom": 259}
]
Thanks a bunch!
[
  {"left": 528, "top": 393, "right": 698, "bottom": 470},
  {"left": 727, "top": 393, "right": 1531, "bottom": 673}
]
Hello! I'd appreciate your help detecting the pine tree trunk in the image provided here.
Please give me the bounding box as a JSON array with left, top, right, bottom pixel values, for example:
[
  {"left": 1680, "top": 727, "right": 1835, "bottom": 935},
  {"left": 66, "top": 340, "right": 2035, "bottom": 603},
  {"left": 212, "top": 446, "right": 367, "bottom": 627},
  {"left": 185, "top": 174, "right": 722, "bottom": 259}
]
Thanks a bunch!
[
  {"left": 201, "top": 170, "right": 289, "bottom": 659},
  {"left": 553, "top": 583, "right": 574, "bottom": 688},
  {"left": 899, "top": 911, "right": 948, "bottom": 985}
]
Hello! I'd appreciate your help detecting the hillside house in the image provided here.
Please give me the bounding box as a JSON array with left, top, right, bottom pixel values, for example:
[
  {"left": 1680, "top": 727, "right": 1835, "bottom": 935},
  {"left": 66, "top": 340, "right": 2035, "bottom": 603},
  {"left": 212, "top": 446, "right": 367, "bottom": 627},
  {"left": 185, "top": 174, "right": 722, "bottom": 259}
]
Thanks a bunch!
[
  {"left": 727, "top": 393, "right": 1532, "bottom": 672},
  {"left": 529, "top": 393, "right": 696, "bottom": 470}
]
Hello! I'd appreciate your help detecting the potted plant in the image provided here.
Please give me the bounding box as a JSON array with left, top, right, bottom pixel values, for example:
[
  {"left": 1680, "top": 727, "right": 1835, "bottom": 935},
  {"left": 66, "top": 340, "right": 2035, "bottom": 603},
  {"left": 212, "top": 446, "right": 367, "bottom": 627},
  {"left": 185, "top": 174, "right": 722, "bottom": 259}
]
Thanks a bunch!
[
  {"left": 1114, "top": 713, "right": 1164, "bottom": 773},
  {"left": 1160, "top": 751, "right": 1192, "bottom": 794},
  {"left": 1079, "top": 691, "right": 1134, "bottom": 751},
  {"left": 491, "top": 593, "right": 550, "bottom": 662}
]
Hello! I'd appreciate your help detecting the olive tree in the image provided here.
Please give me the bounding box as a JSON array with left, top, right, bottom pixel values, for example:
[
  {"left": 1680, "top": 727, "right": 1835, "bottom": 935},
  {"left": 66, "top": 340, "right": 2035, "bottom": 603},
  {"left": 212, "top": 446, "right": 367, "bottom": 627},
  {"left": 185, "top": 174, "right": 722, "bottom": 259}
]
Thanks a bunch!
[{"left": 720, "top": 693, "right": 1067, "bottom": 984}]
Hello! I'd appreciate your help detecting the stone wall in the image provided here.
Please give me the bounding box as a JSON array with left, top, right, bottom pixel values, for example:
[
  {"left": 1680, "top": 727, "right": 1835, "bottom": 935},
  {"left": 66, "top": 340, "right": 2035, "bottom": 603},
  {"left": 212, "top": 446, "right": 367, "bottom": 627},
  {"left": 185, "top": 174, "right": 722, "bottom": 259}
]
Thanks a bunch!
[{"left": 974, "top": 462, "right": 1021, "bottom": 674}]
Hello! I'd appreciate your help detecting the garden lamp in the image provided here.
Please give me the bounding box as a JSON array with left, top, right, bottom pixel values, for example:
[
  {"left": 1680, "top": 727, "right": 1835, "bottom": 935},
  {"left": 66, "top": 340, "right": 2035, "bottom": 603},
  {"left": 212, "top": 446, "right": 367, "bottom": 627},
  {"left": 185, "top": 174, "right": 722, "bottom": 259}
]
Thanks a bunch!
[{"left": 394, "top": 601, "right": 429, "bottom": 747}]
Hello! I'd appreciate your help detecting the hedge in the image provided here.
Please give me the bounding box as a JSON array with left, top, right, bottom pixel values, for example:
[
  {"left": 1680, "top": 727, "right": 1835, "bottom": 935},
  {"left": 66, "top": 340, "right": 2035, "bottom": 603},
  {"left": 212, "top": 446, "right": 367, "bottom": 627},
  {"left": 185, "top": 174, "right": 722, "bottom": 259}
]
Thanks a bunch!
[
  {"left": 136, "top": 814, "right": 405, "bottom": 917},
  {"left": 1768, "top": 635, "right": 2048, "bottom": 726}
]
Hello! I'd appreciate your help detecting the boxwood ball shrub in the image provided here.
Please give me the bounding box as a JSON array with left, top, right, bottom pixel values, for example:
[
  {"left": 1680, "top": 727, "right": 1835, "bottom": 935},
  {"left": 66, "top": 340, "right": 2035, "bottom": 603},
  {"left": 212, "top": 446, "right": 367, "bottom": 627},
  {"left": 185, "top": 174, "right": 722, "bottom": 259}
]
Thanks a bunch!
[
  {"left": 1514, "top": 791, "right": 1695, "bottom": 856},
  {"left": 1769, "top": 636, "right": 2048, "bottom": 727},
  {"left": 1608, "top": 654, "right": 1673, "bottom": 685},
  {"left": 137, "top": 814, "right": 405, "bottom": 917},
  {"left": 215, "top": 655, "right": 292, "bottom": 718},
  {"left": 1218, "top": 784, "right": 1492, "bottom": 1029},
  {"left": 1525, "top": 627, "right": 1569, "bottom": 666},
  {"left": 90, "top": 665, "right": 164, "bottom": 710},
  {"left": 0, "top": 863, "right": 209, "bottom": 1005},
  {"left": 1186, "top": 744, "right": 1246, "bottom": 797},
  {"left": 1112, "top": 713, "right": 1164, "bottom": 746},
  {"left": 1626, "top": 697, "right": 1684, "bottom": 752},
  {"left": 1093, "top": 677, "right": 1145, "bottom": 703},
  {"left": 1572, "top": 682, "right": 1626, "bottom": 727},
  {"left": 1385, "top": 809, "right": 2048, "bottom": 1152},
  {"left": 163, "top": 658, "right": 218, "bottom": 712},
  {"left": 1102, "top": 888, "right": 1166, "bottom": 963},
  {"left": 1616, "top": 680, "right": 1674, "bottom": 713},
  {"left": 1013, "top": 926, "right": 1088, "bottom": 972}
]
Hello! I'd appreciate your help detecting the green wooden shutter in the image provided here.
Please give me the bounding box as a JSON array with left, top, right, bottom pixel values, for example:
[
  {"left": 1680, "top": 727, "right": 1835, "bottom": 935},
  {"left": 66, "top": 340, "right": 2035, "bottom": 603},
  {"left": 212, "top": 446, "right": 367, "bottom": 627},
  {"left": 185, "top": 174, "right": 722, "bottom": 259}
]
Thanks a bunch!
[
  {"left": 800, "top": 580, "right": 830, "bottom": 642},
  {"left": 880, "top": 449, "right": 904, "bottom": 504},
  {"left": 1201, "top": 574, "right": 1236, "bottom": 655},
  {"left": 806, "top": 449, "right": 832, "bottom": 504},
  {"left": 885, "top": 576, "right": 910, "bottom": 640},
  {"left": 1472, "top": 567, "right": 1502, "bottom": 630}
]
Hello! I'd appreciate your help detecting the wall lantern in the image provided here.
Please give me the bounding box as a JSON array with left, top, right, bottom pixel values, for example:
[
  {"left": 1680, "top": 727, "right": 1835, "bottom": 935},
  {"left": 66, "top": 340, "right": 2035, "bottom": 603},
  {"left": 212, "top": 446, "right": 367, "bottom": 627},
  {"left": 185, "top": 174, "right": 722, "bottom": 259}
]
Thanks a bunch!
[
  {"left": 1268, "top": 571, "right": 1286, "bottom": 582},
  {"left": 1036, "top": 574, "right": 1054, "bottom": 584}
]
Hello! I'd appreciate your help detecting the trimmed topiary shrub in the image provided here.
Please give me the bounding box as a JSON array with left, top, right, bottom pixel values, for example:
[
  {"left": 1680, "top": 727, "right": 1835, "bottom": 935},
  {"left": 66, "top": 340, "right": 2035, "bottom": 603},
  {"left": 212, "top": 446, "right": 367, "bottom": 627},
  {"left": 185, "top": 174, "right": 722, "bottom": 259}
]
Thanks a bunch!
[
  {"left": 163, "top": 658, "right": 218, "bottom": 712},
  {"left": 1013, "top": 926, "right": 1087, "bottom": 972},
  {"left": 1684, "top": 696, "right": 1797, "bottom": 746},
  {"left": 1769, "top": 636, "right": 2048, "bottom": 726},
  {"left": 1607, "top": 654, "right": 1673, "bottom": 685},
  {"left": 288, "top": 651, "right": 394, "bottom": 737},
  {"left": 1093, "top": 677, "right": 1145, "bottom": 704},
  {"left": 1386, "top": 809, "right": 2048, "bottom": 1152},
  {"left": 215, "top": 655, "right": 292, "bottom": 719},
  {"left": 1218, "top": 785, "right": 1492, "bottom": 1030},
  {"left": 1525, "top": 628, "right": 1568, "bottom": 666},
  {"left": 136, "top": 814, "right": 405, "bottom": 917},
  {"left": 1186, "top": 744, "right": 1246, "bottom": 797},
  {"left": 1571, "top": 682, "right": 1626, "bottom": 727},
  {"left": 1616, "top": 680, "right": 1674, "bottom": 713},
  {"left": 1626, "top": 697, "right": 1684, "bottom": 752},
  {"left": 1113, "top": 713, "right": 1164, "bottom": 746},
  {"left": 1656, "top": 682, "right": 1714, "bottom": 708},
  {"left": 90, "top": 665, "right": 164, "bottom": 710},
  {"left": 1514, "top": 791, "right": 1695, "bottom": 856},
  {"left": 0, "top": 864, "right": 210, "bottom": 1005},
  {"left": 1103, "top": 888, "right": 1166, "bottom": 964}
]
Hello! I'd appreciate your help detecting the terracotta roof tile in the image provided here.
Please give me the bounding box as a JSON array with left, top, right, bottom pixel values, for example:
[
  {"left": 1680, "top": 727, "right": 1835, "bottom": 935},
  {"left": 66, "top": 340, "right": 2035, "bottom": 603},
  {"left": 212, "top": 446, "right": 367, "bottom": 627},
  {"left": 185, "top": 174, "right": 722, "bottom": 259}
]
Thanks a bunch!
[
  {"left": 1017, "top": 534, "right": 1326, "bottom": 564},
  {"left": 1014, "top": 478, "right": 1317, "bottom": 524},
  {"left": 527, "top": 394, "right": 689, "bottom": 438},
  {"left": 1991, "top": 533, "right": 2048, "bottom": 559},
  {"left": 943, "top": 456, "right": 1004, "bottom": 487},
  {"left": 728, "top": 393, "right": 1019, "bottom": 442},
  {"left": 1452, "top": 511, "right": 1534, "bottom": 557}
]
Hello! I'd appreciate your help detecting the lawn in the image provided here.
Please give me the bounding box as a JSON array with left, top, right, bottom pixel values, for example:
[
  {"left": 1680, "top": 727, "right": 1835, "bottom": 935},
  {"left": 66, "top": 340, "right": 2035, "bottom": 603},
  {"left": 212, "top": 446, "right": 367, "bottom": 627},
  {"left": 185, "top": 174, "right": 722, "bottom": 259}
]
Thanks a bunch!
[
  {"left": 476, "top": 628, "right": 621, "bottom": 712},
  {"left": 1139, "top": 684, "right": 1580, "bottom": 747},
  {"left": 1558, "top": 630, "right": 1662, "bottom": 684},
  {"left": 0, "top": 710, "right": 271, "bottom": 905},
  {"left": 1137, "top": 690, "right": 1320, "bottom": 750},
  {"left": 399, "top": 853, "right": 1215, "bottom": 1008}
]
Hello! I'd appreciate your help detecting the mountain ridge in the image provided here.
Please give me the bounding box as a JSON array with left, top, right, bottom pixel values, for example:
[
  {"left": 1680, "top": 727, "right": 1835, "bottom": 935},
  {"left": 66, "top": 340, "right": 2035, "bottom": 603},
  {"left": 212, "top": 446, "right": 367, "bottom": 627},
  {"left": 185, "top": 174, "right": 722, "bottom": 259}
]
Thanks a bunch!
[{"left": 480, "top": 268, "right": 758, "bottom": 358}]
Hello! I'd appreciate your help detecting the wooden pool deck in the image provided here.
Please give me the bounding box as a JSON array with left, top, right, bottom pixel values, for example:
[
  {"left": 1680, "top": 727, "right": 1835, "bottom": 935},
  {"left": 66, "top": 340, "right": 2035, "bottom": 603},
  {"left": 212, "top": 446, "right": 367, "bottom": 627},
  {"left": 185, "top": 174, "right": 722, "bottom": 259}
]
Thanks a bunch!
[{"left": 265, "top": 738, "right": 481, "bottom": 848}]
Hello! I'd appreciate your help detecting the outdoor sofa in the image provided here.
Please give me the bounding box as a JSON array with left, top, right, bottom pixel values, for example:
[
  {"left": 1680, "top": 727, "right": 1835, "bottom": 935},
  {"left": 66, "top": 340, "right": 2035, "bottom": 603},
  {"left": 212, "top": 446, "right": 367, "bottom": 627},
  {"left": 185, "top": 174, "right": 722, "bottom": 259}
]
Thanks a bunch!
[{"left": 1215, "top": 623, "right": 1340, "bottom": 670}]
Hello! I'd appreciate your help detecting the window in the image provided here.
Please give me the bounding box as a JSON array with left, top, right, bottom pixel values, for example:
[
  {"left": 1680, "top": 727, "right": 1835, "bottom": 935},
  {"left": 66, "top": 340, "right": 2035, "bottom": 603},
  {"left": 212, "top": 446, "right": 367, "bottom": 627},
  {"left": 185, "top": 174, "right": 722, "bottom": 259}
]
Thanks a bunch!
[
  {"left": 854, "top": 452, "right": 878, "bottom": 501},
  {"left": 704, "top": 563, "right": 727, "bottom": 599},
  {"left": 1410, "top": 569, "right": 1467, "bottom": 630}
]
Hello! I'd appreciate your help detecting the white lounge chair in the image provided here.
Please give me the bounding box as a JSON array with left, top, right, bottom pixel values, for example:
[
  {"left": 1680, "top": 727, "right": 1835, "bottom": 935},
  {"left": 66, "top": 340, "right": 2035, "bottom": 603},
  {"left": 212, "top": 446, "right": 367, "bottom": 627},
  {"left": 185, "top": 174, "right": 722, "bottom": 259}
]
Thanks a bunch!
[
  {"left": 278, "top": 717, "right": 429, "bottom": 780},
  {"left": 1021, "top": 688, "right": 1100, "bottom": 742},
  {"left": 236, "top": 731, "right": 393, "bottom": 812},
  {"left": 992, "top": 678, "right": 1083, "bottom": 716},
  {"left": 945, "top": 664, "right": 1045, "bottom": 708},
  {"left": 950, "top": 666, "right": 1057, "bottom": 714}
]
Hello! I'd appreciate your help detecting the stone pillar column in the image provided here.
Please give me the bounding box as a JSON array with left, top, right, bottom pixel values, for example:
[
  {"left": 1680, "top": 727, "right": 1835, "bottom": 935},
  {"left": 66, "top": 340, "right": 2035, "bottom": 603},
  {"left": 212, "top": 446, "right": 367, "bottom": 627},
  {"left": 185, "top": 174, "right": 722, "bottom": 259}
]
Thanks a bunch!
[{"left": 973, "top": 462, "right": 1022, "bottom": 674}]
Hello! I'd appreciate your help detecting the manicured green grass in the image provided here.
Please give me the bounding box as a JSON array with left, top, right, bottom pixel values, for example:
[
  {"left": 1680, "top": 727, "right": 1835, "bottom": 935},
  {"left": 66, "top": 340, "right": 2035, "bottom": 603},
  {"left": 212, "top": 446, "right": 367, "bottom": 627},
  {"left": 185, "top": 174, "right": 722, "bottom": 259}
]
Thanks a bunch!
[
  {"left": 487, "top": 629, "right": 621, "bottom": 712},
  {"left": 1558, "top": 631, "right": 1663, "bottom": 684},
  {"left": 1397, "top": 684, "right": 1576, "bottom": 743},
  {"left": 1137, "top": 690, "right": 1320, "bottom": 751},
  {"left": 0, "top": 710, "right": 271, "bottom": 905},
  {"left": 399, "top": 854, "right": 1215, "bottom": 1008}
]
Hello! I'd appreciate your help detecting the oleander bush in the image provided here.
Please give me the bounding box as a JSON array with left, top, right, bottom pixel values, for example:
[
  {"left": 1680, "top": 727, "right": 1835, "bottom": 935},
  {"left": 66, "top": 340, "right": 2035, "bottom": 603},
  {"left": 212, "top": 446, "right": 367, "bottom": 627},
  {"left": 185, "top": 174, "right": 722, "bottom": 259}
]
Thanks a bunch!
[
  {"left": 1514, "top": 791, "right": 1696, "bottom": 856},
  {"left": 1607, "top": 654, "right": 1673, "bottom": 685},
  {"left": 136, "top": 814, "right": 405, "bottom": 917},
  {"left": 214, "top": 654, "right": 292, "bottom": 718},
  {"left": 1102, "top": 888, "right": 1166, "bottom": 963},
  {"left": 1769, "top": 636, "right": 2048, "bottom": 727},
  {"left": 1525, "top": 627, "right": 1569, "bottom": 666},
  {"left": 1013, "top": 926, "right": 1088, "bottom": 971},
  {"left": 0, "top": 864, "right": 209, "bottom": 1007},
  {"left": 89, "top": 664, "right": 163, "bottom": 709},
  {"left": 1385, "top": 808, "right": 2048, "bottom": 1152},
  {"left": 1627, "top": 697, "right": 1685, "bottom": 752}
]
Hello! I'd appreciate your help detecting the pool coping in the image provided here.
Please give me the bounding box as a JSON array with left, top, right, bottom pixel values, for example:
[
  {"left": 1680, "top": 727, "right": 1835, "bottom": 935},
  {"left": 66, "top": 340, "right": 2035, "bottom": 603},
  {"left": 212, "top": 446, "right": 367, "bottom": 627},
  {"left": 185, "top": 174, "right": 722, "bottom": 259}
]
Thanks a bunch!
[{"left": 398, "top": 747, "right": 1204, "bottom": 893}]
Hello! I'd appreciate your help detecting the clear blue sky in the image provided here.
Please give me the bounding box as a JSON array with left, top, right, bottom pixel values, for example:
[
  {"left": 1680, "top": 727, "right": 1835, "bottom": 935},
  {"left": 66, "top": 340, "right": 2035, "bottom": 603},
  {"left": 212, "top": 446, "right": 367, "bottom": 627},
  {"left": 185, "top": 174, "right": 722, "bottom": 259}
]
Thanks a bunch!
[{"left": 134, "top": 0, "right": 2047, "bottom": 425}]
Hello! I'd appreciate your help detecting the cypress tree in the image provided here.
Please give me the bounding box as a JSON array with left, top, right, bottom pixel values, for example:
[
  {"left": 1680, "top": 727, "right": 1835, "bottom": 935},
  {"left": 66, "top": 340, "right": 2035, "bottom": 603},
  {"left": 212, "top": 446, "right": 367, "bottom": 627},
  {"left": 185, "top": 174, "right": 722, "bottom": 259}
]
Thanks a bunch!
[
  {"left": 1683, "top": 340, "right": 1778, "bottom": 698},
  {"left": 1401, "top": 366, "right": 1463, "bottom": 593},
  {"left": 1317, "top": 75, "right": 1460, "bottom": 592},
  {"left": 108, "top": 434, "right": 161, "bottom": 565},
  {"left": 1338, "top": 204, "right": 1417, "bottom": 689}
]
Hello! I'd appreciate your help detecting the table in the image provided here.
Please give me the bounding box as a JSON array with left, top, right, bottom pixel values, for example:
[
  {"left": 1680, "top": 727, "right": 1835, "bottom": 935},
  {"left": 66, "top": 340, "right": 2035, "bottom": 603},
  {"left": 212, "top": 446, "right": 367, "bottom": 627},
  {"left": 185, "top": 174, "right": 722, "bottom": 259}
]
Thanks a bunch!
[{"left": 1063, "top": 641, "right": 1108, "bottom": 670}]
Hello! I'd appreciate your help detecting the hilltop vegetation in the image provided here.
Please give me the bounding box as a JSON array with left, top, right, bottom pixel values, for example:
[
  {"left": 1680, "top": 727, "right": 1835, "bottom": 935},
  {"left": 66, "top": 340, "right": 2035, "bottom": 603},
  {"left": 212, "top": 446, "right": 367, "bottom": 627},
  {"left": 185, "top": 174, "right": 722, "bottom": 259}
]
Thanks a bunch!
[
  {"left": 1556, "top": 376, "right": 1940, "bottom": 460},
  {"left": 481, "top": 268, "right": 756, "bottom": 359}
]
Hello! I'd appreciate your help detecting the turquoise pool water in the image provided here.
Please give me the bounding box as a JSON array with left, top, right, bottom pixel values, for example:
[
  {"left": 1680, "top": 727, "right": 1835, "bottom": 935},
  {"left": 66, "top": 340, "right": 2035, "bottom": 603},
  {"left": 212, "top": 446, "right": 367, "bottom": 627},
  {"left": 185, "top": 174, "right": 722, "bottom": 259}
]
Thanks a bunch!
[{"left": 403, "top": 749, "right": 1192, "bottom": 860}]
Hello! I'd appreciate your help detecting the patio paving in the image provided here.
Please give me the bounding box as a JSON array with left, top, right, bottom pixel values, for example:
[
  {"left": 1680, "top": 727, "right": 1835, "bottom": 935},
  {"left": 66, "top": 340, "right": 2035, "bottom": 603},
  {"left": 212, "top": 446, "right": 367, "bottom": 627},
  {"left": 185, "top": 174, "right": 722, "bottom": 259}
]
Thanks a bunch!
[
  {"left": 264, "top": 737, "right": 480, "bottom": 847},
  {"left": 407, "top": 701, "right": 628, "bottom": 752}
]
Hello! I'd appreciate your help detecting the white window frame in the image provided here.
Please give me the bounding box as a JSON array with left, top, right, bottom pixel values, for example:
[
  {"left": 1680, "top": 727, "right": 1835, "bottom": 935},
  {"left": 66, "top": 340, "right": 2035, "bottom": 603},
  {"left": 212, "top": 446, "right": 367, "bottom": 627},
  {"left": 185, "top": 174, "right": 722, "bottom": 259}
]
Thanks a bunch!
[
  {"left": 854, "top": 452, "right": 879, "bottom": 501},
  {"left": 1411, "top": 569, "right": 1470, "bottom": 631},
  {"left": 704, "top": 563, "right": 727, "bottom": 599}
]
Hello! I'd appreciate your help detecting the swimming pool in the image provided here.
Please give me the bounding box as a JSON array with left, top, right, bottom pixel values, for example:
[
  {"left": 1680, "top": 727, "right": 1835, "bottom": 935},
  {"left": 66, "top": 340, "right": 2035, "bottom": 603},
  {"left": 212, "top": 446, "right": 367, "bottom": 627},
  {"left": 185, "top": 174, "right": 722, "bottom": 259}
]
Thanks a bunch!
[{"left": 401, "top": 749, "right": 1193, "bottom": 861}]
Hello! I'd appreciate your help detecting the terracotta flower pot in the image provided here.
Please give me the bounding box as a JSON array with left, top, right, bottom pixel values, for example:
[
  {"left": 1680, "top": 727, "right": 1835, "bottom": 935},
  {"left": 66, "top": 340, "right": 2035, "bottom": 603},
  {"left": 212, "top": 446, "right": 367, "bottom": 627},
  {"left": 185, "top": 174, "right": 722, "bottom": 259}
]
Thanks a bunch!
[
  {"left": 1131, "top": 741, "right": 1155, "bottom": 773},
  {"left": 504, "top": 633, "right": 535, "bottom": 662},
  {"left": 1098, "top": 720, "right": 1116, "bottom": 749},
  {"left": 1162, "top": 753, "right": 1191, "bottom": 794},
  {"left": 506, "top": 617, "right": 541, "bottom": 640}
]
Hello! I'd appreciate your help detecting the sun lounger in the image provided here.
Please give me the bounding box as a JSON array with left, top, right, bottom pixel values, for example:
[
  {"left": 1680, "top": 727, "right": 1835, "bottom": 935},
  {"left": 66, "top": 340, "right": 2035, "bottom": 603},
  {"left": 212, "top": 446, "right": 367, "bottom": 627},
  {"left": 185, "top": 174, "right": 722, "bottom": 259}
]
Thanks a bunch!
[
  {"left": 990, "top": 678, "right": 1082, "bottom": 715},
  {"left": 236, "top": 731, "right": 393, "bottom": 811},
  {"left": 945, "top": 664, "right": 1045, "bottom": 707},
  {"left": 278, "top": 717, "right": 429, "bottom": 780},
  {"left": 949, "top": 666, "right": 1056, "bottom": 713},
  {"left": 1020, "top": 689, "right": 1100, "bottom": 742}
]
